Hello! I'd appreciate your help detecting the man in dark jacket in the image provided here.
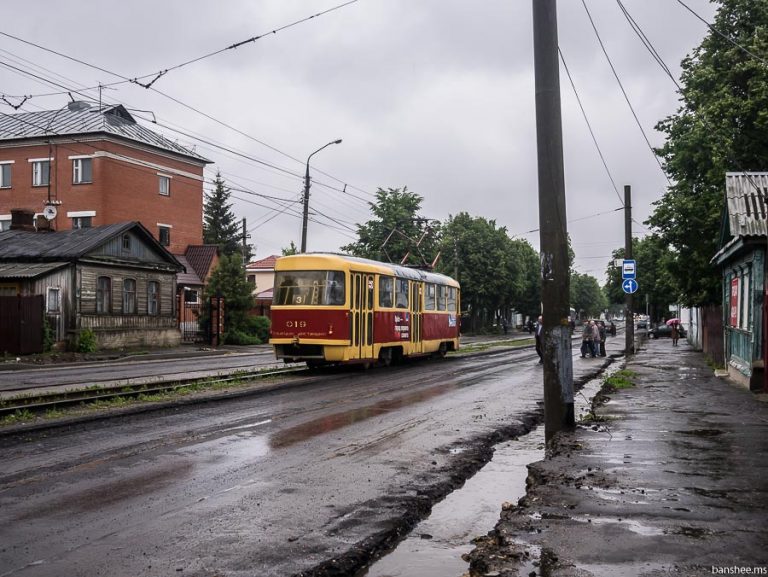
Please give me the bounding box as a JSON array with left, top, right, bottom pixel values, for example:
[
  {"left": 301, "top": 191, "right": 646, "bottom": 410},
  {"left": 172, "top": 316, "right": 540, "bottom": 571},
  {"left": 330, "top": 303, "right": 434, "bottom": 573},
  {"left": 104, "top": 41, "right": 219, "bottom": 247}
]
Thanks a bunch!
[{"left": 535, "top": 315, "right": 543, "bottom": 364}]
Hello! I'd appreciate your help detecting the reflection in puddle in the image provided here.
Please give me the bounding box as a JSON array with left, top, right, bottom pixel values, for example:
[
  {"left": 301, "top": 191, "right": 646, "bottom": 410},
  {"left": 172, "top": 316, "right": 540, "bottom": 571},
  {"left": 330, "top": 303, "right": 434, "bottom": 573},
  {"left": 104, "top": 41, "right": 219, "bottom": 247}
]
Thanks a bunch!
[
  {"left": 363, "top": 431, "right": 545, "bottom": 577},
  {"left": 270, "top": 383, "right": 462, "bottom": 449},
  {"left": 572, "top": 515, "right": 666, "bottom": 536}
]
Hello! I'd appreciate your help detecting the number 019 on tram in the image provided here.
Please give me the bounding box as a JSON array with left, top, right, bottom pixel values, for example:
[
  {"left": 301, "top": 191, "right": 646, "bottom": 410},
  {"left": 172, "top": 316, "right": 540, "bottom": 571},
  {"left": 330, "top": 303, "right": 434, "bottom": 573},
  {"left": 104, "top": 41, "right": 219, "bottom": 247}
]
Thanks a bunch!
[{"left": 269, "top": 253, "right": 461, "bottom": 367}]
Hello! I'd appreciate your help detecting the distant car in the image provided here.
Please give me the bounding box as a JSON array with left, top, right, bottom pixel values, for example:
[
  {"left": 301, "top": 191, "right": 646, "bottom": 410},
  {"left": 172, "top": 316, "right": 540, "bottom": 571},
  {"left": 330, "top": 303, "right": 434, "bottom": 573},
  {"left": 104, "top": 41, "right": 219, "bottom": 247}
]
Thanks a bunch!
[
  {"left": 648, "top": 323, "right": 686, "bottom": 339},
  {"left": 636, "top": 319, "right": 648, "bottom": 330}
]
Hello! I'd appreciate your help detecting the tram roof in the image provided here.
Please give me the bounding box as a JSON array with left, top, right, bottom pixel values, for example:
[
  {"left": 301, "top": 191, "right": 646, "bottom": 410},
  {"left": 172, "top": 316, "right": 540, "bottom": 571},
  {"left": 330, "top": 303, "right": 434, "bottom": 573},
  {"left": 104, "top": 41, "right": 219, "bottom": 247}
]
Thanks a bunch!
[{"left": 276, "top": 253, "right": 459, "bottom": 287}]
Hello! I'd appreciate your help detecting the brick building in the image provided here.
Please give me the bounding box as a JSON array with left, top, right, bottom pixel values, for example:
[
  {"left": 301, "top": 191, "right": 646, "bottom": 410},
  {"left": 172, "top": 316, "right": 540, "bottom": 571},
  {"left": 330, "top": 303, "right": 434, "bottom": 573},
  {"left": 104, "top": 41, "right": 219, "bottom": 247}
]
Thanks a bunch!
[{"left": 0, "top": 102, "right": 211, "bottom": 254}]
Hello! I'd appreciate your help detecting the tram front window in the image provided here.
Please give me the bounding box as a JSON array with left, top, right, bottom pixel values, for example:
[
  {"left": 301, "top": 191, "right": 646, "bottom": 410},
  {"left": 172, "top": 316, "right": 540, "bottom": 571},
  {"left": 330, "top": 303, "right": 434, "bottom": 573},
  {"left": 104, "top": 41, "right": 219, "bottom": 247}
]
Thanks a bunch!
[{"left": 273, "top": 270, "right": 346, "bottom": 306}]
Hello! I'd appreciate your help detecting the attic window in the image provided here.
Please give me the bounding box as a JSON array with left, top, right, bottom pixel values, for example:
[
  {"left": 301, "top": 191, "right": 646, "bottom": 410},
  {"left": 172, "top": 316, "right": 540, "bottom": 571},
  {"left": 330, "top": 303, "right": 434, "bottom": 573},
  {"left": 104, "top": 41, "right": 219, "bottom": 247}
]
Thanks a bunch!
[{"left": 122, "top": 234, "right": 131, "bottom": 251}]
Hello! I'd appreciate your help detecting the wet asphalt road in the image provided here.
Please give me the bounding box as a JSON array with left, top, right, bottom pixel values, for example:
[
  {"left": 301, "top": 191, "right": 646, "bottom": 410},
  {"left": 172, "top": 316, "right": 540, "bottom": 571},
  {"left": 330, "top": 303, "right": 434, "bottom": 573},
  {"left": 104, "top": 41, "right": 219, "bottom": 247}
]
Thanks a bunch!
[{"left": 0, "top": 339, "right": 622, "bottom": 577}]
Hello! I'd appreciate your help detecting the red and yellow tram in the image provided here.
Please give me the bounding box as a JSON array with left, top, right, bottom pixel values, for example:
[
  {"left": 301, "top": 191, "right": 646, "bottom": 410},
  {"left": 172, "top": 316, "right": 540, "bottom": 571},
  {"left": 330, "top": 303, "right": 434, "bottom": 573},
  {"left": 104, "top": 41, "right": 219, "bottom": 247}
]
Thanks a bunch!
[{"left": 269, "top": 253, "right": 460, "bottom": 366}]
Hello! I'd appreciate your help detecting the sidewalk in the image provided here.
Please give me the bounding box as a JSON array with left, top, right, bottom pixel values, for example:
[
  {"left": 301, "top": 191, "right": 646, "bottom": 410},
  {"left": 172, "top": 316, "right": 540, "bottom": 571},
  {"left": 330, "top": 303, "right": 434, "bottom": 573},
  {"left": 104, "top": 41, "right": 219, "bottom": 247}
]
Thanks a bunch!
[{"left": 466, "top": 338, "right": 768, "bottom": 576}]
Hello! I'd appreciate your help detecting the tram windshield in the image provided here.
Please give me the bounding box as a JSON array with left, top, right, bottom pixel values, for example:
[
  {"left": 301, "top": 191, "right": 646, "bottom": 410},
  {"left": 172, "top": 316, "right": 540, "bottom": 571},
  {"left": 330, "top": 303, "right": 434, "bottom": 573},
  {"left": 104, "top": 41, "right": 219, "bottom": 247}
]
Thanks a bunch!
[{"left": 273, "top": 270, "right": 346, "bottom": 306}]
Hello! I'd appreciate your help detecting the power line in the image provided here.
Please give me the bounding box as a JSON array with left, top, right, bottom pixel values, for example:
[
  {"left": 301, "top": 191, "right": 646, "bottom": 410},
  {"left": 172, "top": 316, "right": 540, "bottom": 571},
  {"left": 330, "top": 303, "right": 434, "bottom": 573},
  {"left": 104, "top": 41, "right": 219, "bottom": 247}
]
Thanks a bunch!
[
  {"left": 580, "top": 0, "right": 671, "bottom": 185},
  {"left": 558, "top": 47, "right": 623, "bottom": 206}
]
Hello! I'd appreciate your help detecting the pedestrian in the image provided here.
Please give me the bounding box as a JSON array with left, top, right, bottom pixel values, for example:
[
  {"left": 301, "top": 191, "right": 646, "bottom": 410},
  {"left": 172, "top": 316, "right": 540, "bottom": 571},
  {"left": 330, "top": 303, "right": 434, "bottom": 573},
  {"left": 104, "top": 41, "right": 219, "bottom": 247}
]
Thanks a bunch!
[
  {"left": 535, "top": 315, "right": 543, "bottom": 364},
  {"left": 671, "top": 321, "right": 680, "bottom": 346},
  {"left": 589, "top": 320, "right": 599, "bottom": 358},
  {"left": 598, "top": 320, "right": 607, "bottom": 357},
  {"left": 501, "top": 317, "right": 508, "bottom": 335},
  {"left": 526, "top": 318, "right": 534, "bottom": 334},
  {"left": 580, "top": 321, "right": 592, "bottom": 358}
]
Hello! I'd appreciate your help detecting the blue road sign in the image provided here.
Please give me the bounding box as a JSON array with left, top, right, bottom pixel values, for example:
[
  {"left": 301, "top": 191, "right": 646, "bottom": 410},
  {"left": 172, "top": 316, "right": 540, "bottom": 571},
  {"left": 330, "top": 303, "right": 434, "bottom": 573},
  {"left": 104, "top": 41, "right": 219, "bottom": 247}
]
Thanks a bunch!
[
  {"left": 622, "top": 259, "right": 636, "bottom": 279},
  {"left": 622, "top": 279, "right": 638, "bottom": 294}
]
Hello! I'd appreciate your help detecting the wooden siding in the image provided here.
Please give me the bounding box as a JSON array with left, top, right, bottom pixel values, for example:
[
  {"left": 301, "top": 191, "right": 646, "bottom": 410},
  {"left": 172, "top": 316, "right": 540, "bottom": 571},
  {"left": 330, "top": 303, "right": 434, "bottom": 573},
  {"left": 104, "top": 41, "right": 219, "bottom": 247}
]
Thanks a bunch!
[
  {"left": 86, "top": 231, "right": 168, "bottom": 263},
  {"left": 78, "top": 264, "right": 176, "bottom": 318}
]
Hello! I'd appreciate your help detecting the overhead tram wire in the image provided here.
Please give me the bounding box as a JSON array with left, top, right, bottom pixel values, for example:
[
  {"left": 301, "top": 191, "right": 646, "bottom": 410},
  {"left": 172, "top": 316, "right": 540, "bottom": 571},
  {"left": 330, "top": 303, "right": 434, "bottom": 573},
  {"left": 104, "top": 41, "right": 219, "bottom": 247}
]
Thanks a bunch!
[
  {"left": 0, "top": 0, "right": 375, "bottom": 197},
  {"left": 558, "top": 48, "right": 623, "bottom": 206},
  {"left": 580, "top": 0, "right": 671, "bottom": 186},
  {"left": 515, "top": 207, "right": 623, "bottom": 236}
]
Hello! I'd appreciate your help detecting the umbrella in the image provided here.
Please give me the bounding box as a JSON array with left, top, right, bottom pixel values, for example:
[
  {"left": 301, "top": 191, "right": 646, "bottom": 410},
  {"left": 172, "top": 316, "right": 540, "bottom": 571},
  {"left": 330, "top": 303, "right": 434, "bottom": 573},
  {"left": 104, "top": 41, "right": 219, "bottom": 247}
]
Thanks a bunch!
[{"left": 666, "top": 318, "right": 681, "bottom": 326}]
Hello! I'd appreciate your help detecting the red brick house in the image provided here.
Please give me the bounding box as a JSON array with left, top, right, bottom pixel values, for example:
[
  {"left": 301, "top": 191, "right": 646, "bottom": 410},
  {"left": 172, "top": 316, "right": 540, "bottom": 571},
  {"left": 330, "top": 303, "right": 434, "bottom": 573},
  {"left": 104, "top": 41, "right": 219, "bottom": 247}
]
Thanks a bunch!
[{"left": 0, "top": 101, "right": 211, "bottom": 254}]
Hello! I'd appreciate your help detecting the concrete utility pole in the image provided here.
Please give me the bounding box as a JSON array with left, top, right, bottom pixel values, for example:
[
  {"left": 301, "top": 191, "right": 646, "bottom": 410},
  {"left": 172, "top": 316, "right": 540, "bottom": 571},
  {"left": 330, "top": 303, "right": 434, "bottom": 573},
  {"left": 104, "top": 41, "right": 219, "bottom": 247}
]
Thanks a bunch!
[
  {"left": 533, "top": 0, "right": 574, "bottom": 443},
  {"left": 624, "top": 185, "right": 635, "bottom": 354},
  {"left": 242, "top": 218, "right": 247, "bottom": 260}
]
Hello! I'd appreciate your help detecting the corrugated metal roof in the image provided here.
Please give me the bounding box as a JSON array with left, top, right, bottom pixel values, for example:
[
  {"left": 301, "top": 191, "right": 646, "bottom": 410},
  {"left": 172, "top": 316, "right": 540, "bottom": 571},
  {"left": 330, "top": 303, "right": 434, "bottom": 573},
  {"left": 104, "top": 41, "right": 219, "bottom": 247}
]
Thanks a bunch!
[
  {"left": 0, "top": 261, "right": 68, "bottom": 279},
  {"left": 725, "top": 172, "right": 768, "bottom": 237},
  {"left": 0, "top": 104, "right": 210, "bottom": 163}
]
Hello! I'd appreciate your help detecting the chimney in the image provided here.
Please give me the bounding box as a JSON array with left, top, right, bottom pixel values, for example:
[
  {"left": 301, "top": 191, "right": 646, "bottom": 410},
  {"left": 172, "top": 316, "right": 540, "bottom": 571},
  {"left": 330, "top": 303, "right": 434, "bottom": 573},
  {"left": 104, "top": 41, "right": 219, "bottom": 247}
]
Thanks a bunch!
[{"left": 10, "top": 209, "right": 35, "bottom": 231}]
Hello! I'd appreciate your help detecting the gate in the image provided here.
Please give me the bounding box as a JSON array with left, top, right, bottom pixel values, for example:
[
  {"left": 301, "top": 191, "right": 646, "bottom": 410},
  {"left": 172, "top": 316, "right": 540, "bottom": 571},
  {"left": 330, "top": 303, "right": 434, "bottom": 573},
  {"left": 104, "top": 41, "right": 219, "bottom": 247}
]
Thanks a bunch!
[
  {"left": 0, "top": 295, "right": 44, "bottom": 354},
  {"left": 179, "top": 300, "right": 204, "bottom": 343}
]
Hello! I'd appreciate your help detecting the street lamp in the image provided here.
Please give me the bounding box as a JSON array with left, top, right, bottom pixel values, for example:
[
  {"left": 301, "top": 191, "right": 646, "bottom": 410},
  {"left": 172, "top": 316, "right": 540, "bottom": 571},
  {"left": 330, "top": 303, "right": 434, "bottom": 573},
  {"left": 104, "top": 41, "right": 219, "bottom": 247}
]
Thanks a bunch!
[{"left": 301, "top": 138, "right": 342, "bottom": 253}]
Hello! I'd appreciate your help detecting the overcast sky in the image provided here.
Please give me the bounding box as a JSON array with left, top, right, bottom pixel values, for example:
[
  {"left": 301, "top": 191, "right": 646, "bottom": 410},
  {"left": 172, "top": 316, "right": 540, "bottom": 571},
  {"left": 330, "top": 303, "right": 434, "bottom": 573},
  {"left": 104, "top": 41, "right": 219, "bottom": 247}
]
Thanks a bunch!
[{"left": 1, "top": 0, "right": 718, "bottom": 280}]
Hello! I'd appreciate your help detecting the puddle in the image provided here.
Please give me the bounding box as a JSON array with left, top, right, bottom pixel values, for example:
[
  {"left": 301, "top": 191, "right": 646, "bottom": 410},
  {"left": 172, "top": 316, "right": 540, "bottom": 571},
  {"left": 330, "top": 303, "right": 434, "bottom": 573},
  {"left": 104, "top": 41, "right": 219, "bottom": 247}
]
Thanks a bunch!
[
  {"left": 572, "top": 515, "right": 666, "bottom": 536},
  {"left": 362, "top": 430, "right": 545, "bottom": 577},
  {"left": 361, "top": 361, "right": 619, "bottom": 577}
]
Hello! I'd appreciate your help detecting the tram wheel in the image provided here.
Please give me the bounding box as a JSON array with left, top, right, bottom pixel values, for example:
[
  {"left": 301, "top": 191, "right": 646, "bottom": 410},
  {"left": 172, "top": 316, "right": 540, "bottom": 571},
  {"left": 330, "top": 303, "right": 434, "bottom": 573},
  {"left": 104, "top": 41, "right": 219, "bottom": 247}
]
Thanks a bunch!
[{"left": 378, "top": 348, "right": 392, "bottom": 367}]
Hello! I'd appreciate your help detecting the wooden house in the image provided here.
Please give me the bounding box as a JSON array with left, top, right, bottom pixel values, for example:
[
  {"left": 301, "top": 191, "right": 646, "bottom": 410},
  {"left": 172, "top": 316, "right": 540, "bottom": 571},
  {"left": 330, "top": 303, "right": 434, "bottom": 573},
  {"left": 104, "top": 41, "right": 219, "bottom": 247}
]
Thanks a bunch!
[
  {"left": 711, "top": 172, "right": 767, "bottom": 390},
  {"left": 0, "top": 214, "right": 184, "bottom": 350}
]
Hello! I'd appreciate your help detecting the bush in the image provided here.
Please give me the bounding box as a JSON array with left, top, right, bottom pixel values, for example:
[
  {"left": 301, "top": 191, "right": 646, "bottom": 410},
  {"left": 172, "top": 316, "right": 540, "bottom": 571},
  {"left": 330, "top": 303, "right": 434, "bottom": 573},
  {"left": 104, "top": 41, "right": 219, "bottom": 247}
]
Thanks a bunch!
[
  {"left": 42, "top": 319, "right": 55, "bottom": 353},
  {"left": 224, "top": 330, "right": 261, "bottom": 346},
  {"left": 75, "top": 328, "right": 98, "bottom": 353},
  {"left": 245, "top": 315, "right": 271, "bottom": 342}
]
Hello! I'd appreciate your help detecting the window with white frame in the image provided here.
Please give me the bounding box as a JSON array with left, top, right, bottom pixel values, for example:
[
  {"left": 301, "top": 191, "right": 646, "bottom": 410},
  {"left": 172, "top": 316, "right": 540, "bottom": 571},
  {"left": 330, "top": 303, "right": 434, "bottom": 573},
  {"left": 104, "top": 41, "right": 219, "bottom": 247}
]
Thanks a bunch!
[
  {"left": 72, "top": 158, "right": 92, "bottom": 184},
  {"left": 31, "top": 159, "right": 50, "bottom": 187},
  {"left": 46, "top": 287, "right": 61, "bottom": 313},
  {"left": 72, "top": 216, "right": 92, "bottom": 229},
  {"left": 0, "top": 162, "right": 12, "bottom": 188},
  {"left": 159, "top": 175, "right": 170, "bottom": 196},
  {"left": 158, "top": 225, "right": 171, "bottom": 246},
  {"left": 0, "top": 215, "right": 10, "bottom": 231}
]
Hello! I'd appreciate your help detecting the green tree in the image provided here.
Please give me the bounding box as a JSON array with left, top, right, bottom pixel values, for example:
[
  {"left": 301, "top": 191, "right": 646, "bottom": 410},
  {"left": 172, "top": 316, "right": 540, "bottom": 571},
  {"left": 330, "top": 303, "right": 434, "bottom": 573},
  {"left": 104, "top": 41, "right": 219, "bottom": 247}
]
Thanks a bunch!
[
  {"left": 438, "top": 213, "right": 539, "bottom": 328},
  {"left": 649, "top": 0, "right": 768, "bottom": 305},
  {"left": 570, "top": 272, "right": 607, "bottom": 319},
  {"left": 341, "top": 187, "right": 440, "bottom": 266},
  {"left": 204, "top": 172, "right": 251, "bottom": 259},
  {"left": 203, "top": 253, "right": 256, "bottom": 343},
  {"left": 282, "top": 241, "right": 298, "bottom": 256}
]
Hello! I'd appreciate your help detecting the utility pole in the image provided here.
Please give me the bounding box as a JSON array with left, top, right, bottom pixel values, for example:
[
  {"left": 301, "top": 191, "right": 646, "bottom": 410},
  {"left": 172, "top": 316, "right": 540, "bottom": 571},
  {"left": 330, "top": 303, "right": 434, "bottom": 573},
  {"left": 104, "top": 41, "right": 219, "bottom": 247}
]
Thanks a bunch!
[
  {"left": 301, "top": 139, "right": 342, "bottom": 253},
  {"left": 242, "top": 217, "right": 247, "bottom": 261},
  {"left": 533, "top": 0, "right": 574, "bottom": 443},
  {"left": 624, "top": 185, "right": 635, "bottom": 354}
]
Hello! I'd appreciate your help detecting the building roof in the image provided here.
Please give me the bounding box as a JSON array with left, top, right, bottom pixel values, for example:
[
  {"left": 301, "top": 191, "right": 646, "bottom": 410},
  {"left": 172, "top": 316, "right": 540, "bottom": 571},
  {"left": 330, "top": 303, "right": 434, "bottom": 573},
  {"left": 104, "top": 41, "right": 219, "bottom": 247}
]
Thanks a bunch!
[
  {"left": 0, "top": 221, "right": 183, "bottom": 270},
  {"left": 246, "top": 254, "right": 279, "bottom": 271},
  {"left": 724, "top": 172, "right": 768, "bottom": 238},
  {"left": 184, "top": 245, "right": 219, "bottom": 280},
  {"left": 254, "top": 287, "right": 273, "bottom": 300},
  {"left": 0, "top": 103, "right": 211, "bottom": 164},
  {"left": 0, "top": 261, "right": 69, "bottom": 279},
  {"left": 175, "top": 255, "right": 203, "bottom": 287}
]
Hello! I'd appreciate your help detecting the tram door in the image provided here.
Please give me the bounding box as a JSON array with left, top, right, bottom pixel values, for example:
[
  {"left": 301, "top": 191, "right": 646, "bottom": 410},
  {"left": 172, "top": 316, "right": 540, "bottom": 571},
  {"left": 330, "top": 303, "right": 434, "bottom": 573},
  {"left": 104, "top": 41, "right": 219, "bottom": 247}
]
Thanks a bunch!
[
  {"left": 410, "top": 281, "right": 423, "bottom": 353},
  {"left": 351, "top": 272, "right": 375, "bottom": 361}
]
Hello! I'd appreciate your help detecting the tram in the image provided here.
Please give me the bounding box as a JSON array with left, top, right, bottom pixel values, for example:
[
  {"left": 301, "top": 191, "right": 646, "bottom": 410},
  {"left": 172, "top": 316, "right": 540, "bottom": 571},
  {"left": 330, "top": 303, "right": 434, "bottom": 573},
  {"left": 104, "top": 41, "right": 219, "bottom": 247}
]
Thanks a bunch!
[{"left": 269, "top": 253, "right": 460, "bottom": 367}]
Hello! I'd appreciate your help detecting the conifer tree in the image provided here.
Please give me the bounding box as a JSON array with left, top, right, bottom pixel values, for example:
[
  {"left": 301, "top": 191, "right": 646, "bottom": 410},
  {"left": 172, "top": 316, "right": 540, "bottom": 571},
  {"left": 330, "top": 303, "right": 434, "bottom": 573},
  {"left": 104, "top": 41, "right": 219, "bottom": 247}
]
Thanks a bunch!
[{"left": 203, "top": 172, "right": 251, "bottom": 259}]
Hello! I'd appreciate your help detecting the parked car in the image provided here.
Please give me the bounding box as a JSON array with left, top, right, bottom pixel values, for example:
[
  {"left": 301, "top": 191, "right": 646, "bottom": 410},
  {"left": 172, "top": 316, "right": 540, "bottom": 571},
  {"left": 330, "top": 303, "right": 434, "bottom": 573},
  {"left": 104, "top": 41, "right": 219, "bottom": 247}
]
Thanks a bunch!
[
  {"left": 636, "top": 319, "right": 648, "bottom": 330},
  {"left": 648, "top": 323, "right": 686, "bottom": 339}
]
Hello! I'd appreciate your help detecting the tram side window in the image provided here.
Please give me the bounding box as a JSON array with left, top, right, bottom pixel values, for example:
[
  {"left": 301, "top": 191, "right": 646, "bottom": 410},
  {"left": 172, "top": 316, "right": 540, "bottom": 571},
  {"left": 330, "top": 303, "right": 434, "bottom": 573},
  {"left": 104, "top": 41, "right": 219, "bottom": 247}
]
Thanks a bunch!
[
  {"left": 447, "top": 287, "right": 457, "bottom": 311},
  {"left": 425, "top": 284, "right": 436, "bottom": 310},
  {"left": 437, "top": 285, "right": 446, "bottom": 310},
  {"left": 395, "top": 278, "right": 409, "bottom": 308},
  {"left": 379, "top": 276, "right": 394, "bottom": 308}
]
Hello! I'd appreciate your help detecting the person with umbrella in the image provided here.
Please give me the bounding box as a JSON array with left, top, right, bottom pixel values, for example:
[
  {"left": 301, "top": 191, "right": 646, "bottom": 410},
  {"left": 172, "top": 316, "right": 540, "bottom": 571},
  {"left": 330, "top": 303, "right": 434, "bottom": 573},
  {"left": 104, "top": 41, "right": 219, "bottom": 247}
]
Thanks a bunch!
[{"left": 667, "top": 318, "right": 681, "bottom": 346}]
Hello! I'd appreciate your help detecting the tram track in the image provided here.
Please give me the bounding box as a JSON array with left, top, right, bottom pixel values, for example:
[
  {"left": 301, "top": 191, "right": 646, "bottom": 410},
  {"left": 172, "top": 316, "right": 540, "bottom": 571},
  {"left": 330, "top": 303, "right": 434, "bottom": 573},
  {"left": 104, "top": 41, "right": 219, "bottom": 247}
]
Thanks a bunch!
[{"left": 0, "top": 365, "right": 306, "bottom": 419}]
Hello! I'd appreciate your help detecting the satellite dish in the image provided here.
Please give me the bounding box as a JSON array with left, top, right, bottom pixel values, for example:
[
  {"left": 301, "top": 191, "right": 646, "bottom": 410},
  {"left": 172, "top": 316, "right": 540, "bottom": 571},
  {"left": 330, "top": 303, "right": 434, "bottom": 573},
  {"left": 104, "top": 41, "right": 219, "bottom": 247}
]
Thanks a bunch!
[{"left": 42, "top": 205, "right": 58, "bottom": 220}]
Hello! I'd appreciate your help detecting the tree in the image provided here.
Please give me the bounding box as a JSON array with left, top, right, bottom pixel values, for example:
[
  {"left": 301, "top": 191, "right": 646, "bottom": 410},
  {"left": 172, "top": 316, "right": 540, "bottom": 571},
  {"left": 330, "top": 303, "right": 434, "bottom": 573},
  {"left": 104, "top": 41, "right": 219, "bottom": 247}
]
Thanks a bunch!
[
  {"left": 203, "top": 253, "right": 256, "bottom": 343},
  {"left": 341, "top": 187, "right": 440, "bottom": 266},
  {"left": 649, "top": 0, "right": 768, "bottom": 305},
  {"left": 204, "top": 172, "right": 251, "bottom": 259},
  {"left": 437, "top": 213, "right": 540, "bottom": 328},
  {"left": 570, "top": 272, "right": 607, "bottom": 319},
  {"left": 282, "top": 241, "right": 298, "bottom": 256}
]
